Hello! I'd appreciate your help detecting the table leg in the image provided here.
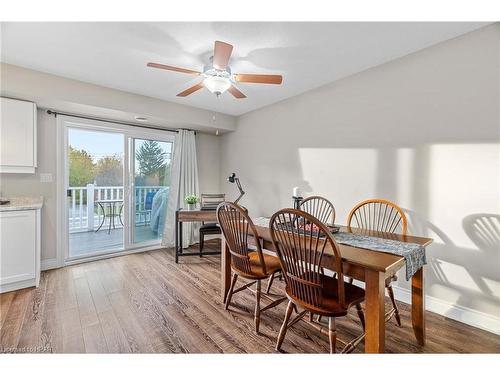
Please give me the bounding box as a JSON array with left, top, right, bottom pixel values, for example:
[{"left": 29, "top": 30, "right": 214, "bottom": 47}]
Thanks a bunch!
[
  {"left": 221, "top": 236, "right": 231, "bottom": 303},
  {"left": 179, "top": 221, "right": 183, "bottom": 254},
  {"left": 412, "top": 267, "right": 426, "bottom": 345},
  {"left": 118, "top": 204, "right": 124, "bottom": 227},
  {"left": 108, "top": 203, "right": 112, "bottom": 234},
  {"left": 95, "top": 203, "right": 105, "bottom": 232},
  {"left": 364, "top": 269, "right": 386, "bottom": 353},
  {"left": 175, "top": 210, "right": 179, "bottom": 263},
  {"left": 112, "top": 203, "right": 116, "bottom": 229}
]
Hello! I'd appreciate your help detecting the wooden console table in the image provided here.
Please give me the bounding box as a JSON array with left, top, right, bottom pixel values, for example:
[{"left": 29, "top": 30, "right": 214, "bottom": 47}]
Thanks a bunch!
[{"left": 175, "top": 208, "right": 220, "bottom": 263}]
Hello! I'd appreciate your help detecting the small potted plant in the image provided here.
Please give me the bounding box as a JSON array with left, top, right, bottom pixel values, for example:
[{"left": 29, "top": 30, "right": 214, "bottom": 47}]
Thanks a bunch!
[{"left": 184, "top": 195, "right": 199, "bottom": 210}]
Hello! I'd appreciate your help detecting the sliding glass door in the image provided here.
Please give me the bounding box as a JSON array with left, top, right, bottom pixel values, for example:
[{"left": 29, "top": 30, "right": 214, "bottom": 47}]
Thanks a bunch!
[
  {"left": 131, "top": 138, "right": 173, "bottom": 245},
  {"left": 62, "top": 116, "right": 174, "bottom": 261},
  {"left": 67, "top": 128, "right": 125, "bottom": 258}
]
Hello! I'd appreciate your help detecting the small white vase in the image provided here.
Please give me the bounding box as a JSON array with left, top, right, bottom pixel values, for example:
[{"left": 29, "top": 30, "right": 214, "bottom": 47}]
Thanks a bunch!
[{"left": 187, "top": 203, "right": 196, "bottom": 211}]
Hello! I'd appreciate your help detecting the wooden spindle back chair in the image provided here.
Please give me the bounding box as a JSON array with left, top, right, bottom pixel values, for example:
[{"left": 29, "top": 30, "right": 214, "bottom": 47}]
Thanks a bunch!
[
  {"left": 216, "top": 202, "right": 285, "bottom": 332},
  {"left": 217, "top": 201, "right": 265, "bottom": 277},
  {"left": 270, "top": 208, "right": 365, "bottom": 353},
  {"left": 298, "top": 196, "right": 336, "bottom": 226},
  {"left": 270, "top": 209, "right": 344, "bottom": 309},
  {"left": 346, "top": 198, "right": 407, "bottom": 326},
  {"left": 347, "top": 199, "right": 407, "bottom": 235}
]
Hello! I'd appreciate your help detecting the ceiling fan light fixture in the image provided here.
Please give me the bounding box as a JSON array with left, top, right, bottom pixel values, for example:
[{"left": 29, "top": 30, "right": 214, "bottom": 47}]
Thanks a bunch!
[{"left": 203, "top": 76, "right": 231, "bottom": 95}]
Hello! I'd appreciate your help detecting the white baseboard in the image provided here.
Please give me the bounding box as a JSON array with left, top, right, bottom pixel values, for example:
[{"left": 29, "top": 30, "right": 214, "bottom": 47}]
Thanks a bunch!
[
  {"left": 391, "top": 285, "right": 500, "bottom": 335},
  {"left": 350, "top": 279, "right": 499, "bottom": 335},
  {"left": 41, "top": 258, "right": 61, "bottom": 271}
]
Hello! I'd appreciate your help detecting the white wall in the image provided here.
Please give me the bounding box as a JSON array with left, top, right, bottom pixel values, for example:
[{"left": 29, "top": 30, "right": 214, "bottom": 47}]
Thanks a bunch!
[
  {"left": 197, "top": 132, "right": 221, "bottom": 194},
  {"left": 220, "top": 24, "right": 500, "bottom": 331}
]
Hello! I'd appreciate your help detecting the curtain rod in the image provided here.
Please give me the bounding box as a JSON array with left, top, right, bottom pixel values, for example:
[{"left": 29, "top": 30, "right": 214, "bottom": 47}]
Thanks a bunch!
[{"left": 46, "top": 110, "right": 196, "bottom": 134}]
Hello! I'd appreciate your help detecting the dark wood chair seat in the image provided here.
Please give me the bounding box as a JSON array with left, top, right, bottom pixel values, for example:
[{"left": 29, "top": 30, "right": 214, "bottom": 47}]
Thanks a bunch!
[
  {"left": 286, "top": 273, "right": 365, "bottom": 317},
  {"left": 199, "top": 223, "right": 221, "bottom": 232}
]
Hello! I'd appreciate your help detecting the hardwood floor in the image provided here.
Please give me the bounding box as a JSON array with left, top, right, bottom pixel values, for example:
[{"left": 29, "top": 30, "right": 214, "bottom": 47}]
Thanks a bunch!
[{"left": 1, "top": 240, "right": 499, "bottom": 353}]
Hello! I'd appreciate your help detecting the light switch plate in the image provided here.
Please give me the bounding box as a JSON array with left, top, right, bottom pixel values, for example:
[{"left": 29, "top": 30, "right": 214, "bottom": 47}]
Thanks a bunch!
[{"left": 40, "top": 173, "right": 53, "bottom": 183}]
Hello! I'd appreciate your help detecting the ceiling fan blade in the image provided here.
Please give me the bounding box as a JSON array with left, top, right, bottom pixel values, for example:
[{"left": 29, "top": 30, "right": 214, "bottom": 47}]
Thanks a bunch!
[
  {"left": 227, "top": 85, "right": 246, "bottom": 99},
  {"left": 147, "top": 62, "right": 201, "bottom": 75},
  {"left": 177, "top": 82, "right": 205, "bottom": 97},
  {"left": 234, "top": 74, "right": 283, "bottom": 84},
  {"left": 213, "top": 41, "right": 233, "bottom": 70}
]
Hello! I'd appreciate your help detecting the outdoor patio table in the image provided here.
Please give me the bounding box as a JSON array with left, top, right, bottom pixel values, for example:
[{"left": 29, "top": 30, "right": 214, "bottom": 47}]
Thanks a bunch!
[{"left": 95, "top": 199, "right": 124, "bottom": 234}]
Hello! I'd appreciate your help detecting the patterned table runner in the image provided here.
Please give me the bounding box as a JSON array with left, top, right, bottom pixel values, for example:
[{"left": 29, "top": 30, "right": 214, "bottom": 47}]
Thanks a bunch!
[{"left": 253, "top": 217, "right": 426, "bottom": 280}]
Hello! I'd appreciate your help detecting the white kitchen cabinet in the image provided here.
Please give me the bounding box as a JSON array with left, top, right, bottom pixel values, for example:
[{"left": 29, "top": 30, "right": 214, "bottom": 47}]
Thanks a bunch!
[
  {"left": 0, "top": 204, "right": 42, "bottom": 293},
  {"left": 0, "top": 97, "right": 37, "bottom": 173}
]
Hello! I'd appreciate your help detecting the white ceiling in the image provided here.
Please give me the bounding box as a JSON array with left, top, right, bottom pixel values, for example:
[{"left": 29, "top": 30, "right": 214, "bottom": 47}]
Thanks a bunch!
[{"left": 0, "top": 22, "right": 488, "bottom": 116}]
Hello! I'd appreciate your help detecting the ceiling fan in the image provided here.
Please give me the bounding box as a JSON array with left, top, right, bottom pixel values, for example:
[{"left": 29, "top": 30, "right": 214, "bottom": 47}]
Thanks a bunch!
[{"left": 147, "top": 41, "right": 283, "bottom": 99}]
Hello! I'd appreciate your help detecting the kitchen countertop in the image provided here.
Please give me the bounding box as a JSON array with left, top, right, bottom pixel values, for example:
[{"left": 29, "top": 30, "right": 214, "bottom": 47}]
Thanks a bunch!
[{"left": 0, "top": 197, "right": 44, "bottom": 212}]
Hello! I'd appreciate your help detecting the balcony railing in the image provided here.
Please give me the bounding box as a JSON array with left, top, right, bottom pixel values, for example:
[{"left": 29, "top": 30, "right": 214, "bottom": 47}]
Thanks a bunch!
[{"left": 68, "top": 184, "right": 164, "bottom": 232}]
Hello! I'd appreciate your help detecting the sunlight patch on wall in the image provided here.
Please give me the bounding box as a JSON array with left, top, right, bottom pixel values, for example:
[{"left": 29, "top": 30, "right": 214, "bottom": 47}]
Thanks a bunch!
[{"left": 428, "top": 143, "right": 500, "bottom": 250}]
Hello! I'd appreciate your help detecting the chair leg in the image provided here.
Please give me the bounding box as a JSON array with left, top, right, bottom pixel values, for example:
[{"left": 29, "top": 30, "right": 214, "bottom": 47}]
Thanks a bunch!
[
  {"left": 199, "top": 232, "right": 204, "bottom": 257},
  {"left": 387, "top": 285, "right": 402, "bottom": 326},
  {"left": 328, "top": 317, "right": 337, "bottom": 354},
  {"left": 254, "top": 280, "right": 261, "bottom": 333},
  {"left": 225, "top": 273, "right": 238, "bottom": 310},
  {"left": 355, "top": 303, "right": 365, "bottom": 331},
  {"left": 265, "top": 272, "right": 276, "bottom": 294},
  {"left": 276, "top": 300, "right": 294, "bottom": 351}
]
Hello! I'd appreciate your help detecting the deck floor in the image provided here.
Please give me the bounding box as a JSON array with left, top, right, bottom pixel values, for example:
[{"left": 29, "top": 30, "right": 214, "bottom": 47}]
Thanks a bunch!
[
  {"left": 69, "top": 225, "right": 160, "bottom": 257},
  {"left": 1, "top": 240, "right": 499, "bottom": 354}
]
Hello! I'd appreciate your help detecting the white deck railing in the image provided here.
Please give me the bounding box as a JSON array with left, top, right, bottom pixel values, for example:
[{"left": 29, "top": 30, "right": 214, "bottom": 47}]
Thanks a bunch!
[{"left": 68, "top": 184, "right": 163, "bottom": 232}]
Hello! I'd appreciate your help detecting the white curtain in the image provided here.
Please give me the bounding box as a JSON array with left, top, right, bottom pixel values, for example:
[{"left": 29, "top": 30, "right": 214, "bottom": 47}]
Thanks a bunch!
[{"left": 162, "top": 129, "right": 200, "bottom": 248}]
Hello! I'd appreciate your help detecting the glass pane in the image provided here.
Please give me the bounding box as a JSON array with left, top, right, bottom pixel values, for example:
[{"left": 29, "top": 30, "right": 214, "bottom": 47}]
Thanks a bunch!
[
  {"left": 133, "top": 138, "right": 173, "bottom": 244},
  {"left": 67, "top": 128, "right": 124, "bottom": 257}
]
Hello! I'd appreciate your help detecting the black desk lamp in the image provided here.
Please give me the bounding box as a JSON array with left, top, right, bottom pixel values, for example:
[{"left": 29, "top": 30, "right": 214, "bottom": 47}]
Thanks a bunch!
[{"left": 227, "top": 173, "right": 245, "bottom": 204}]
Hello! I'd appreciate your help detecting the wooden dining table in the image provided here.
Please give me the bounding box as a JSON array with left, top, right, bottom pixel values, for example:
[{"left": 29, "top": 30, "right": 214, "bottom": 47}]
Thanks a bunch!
[{"left": 220, "top": 222, "right": 433, "bottom": 353}]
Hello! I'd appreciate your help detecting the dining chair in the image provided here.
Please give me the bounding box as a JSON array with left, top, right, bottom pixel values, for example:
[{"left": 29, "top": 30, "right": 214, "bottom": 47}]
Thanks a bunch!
[
  {"left": 217, "top": 202, "right": 286, "bottom": 333},
  {"left": 270, "top": 209, "right": 366, "bottom": 353},
  {"left": 199, "top": 193, "right": 225, "bottom": 255},
  {"left": 346, "top": 198, "right": 408, "bottom": 326},
  {"left": 298, "top": 196, "right": 336, "bottom": 226}
]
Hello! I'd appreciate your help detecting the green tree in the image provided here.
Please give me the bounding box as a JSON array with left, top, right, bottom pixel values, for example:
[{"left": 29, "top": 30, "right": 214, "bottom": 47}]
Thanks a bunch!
[
  {"left": 136, "top": 140, "right": 166, "bottom": 182},
  {"left": 69, "top": 146, "right": 95, "bottom": 187},
  {"left": 95, "top": 155, "right": 123, "bottom": 186}
]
